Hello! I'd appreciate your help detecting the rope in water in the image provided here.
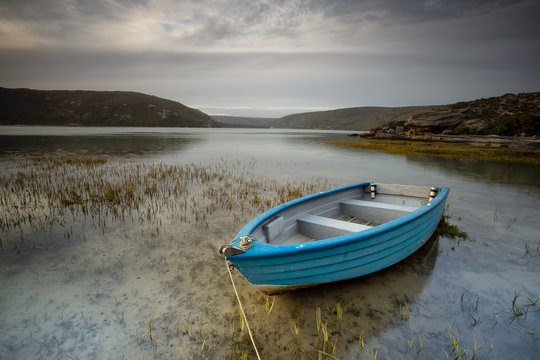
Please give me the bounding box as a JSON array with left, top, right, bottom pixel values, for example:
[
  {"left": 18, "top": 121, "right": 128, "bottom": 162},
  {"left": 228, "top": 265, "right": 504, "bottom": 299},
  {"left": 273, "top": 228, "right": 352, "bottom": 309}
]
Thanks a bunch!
[{"left": 225, "top": 260, "right": 262, "bottom": 360}]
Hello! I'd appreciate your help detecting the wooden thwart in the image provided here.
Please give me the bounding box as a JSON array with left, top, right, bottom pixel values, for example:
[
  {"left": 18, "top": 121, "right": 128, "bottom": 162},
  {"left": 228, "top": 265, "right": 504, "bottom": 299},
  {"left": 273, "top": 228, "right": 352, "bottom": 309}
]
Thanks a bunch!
[
  {"left": 341, "top": 199, "right": 418, "bottom": 213},
  {"left": 298, "top": 215, "right": 372, "bottom": 240}
]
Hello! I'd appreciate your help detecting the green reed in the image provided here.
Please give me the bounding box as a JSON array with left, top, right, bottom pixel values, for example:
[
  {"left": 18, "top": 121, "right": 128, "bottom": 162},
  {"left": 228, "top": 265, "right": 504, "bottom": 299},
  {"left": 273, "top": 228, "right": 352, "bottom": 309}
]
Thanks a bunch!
[{"left": 0, "top": 154, "right": 332, "bottom": 252}]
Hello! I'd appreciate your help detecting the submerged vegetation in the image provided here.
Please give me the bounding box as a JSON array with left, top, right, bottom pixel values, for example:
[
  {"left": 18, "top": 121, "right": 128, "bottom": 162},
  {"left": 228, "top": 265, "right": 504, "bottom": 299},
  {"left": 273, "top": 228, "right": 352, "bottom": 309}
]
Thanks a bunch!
[{"left": 328, "top": 138, "right": 540, "bottom": 164}]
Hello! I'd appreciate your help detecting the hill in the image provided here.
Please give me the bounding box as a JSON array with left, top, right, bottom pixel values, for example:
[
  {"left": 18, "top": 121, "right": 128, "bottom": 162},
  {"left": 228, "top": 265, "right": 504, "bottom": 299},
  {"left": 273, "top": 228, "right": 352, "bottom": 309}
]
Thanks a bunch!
[
  {"left": 0, "top": 87, "right": 217, "bottom": 127},
  {"left": 271, "top": 106, "right": 435, "bottom": 130},
  {"left": 212, "top": 115, "right": 276, "bottom": 128},
  {"left": 370, "top": 92, "right": 540, "bottom": 137}
]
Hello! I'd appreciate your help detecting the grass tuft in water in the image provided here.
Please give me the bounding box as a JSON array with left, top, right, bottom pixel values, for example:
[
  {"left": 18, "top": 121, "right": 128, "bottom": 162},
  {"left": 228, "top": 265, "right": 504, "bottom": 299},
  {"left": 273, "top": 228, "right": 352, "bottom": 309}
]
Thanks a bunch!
[
  {"left": 524, "top": 243, "right": 540, "bottom": 256},
  {"left": 446, "top": 326, "right": 461, "bottom": 359},
  {"left": 146, "top": 319, "right": 153, "bottom": 344},
  {"left": 182, "top": 319, "right": 189, "bottom": 336},
  {"left": 400, "top": 300, "right": 410, "bottom": 320},
  {"left": 316, "top": 306, "right": 322, "bottom": 332},
  {"left": 335, "top": 303, "right": 343, "bottom": 324},
  {"left": 368, "top": 345, "right": 379, "bottom": 360},
  {"left": 435, "top": 216, "right": 469, "bottom": 240},
  {"left": 407, "top": 337, "right": 415, "bottom": 352},
  {"left": 358, "top": 332, "right": 365, "bottom": 352},
  {"left": 265, "top": 295, "right": 275, "bottom": 325}
]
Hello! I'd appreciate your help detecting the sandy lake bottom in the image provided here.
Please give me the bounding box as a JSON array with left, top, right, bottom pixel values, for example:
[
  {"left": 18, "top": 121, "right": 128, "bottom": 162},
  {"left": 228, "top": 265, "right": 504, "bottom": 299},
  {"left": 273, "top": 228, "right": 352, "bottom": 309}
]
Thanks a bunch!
[{"left": 1, "top": 127, "right": 539, "bottom": 359}]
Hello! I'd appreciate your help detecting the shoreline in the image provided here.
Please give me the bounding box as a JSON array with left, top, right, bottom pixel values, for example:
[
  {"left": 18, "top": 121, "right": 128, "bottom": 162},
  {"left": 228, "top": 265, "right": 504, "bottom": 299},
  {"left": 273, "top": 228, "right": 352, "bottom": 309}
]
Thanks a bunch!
[
  {"left": 358, "top": 132, "right": 539, "bottom": 150},
  {"left": 329, "top": 134, "right": 540, "bottom": 164}
]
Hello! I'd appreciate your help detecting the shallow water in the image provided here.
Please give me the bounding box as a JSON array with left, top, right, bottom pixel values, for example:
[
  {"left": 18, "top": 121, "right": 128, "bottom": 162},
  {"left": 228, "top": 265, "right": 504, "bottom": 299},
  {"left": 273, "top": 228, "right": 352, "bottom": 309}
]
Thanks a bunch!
[{"left": 0, "top": 126, "right": 539, "bottom": 359}]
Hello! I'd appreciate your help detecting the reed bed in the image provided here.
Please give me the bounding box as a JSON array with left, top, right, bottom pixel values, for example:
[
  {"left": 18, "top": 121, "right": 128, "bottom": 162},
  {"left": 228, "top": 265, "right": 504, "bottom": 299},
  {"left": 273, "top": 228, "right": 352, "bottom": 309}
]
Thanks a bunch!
[{"left": 0, "top": 154, "right": 328, "bottom": 252}]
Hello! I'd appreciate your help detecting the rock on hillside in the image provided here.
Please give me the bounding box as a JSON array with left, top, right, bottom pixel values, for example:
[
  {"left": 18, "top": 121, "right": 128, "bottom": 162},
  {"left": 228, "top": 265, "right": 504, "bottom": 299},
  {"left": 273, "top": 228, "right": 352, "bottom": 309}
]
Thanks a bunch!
[
  {"left": 0, "top": 87, "right": 217, "bottom": 127},
  {"left": 372, "top": 93, "right": 540, "bottom": 137}
]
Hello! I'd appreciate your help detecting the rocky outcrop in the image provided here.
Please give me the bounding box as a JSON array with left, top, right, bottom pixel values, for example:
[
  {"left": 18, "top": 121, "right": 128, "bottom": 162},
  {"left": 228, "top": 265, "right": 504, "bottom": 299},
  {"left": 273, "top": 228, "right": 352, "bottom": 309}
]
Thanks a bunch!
[
  {"left": 406, "top": 107, "right": 465, "bottom": 132},
  {"left": 369, "top": 92, "right": 540, "bottom": 138}
]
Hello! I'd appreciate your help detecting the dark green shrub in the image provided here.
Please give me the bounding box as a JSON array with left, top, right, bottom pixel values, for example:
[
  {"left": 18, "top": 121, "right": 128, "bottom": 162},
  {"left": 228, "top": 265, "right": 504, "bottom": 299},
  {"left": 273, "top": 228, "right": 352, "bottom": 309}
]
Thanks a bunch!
[
  {"left": 382, "top": 120, "right": 406, "bottom": 128},
  {"left": 454, "top": 125, "right": 475, "bottom": 135},
  {"left": 481, "top": 114, "right": 538, "bottom": 136}
]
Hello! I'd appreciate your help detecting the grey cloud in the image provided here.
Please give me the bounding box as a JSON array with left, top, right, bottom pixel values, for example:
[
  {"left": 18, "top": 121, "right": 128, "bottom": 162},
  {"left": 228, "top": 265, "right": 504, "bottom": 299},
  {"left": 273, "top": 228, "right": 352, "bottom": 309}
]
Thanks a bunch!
[
  {"left": 0, "top": 0, "right": 539, "bottom": 117},
  {"left": 1, "top": 0, "right": 104, "bottom": 22},
  {"left": 320, "top": 0, "right": 525, "bottom": 23},
  {"left": 171, "top": 0, "right": 320, "bottom": 45},
  {"left": 2, "top": 0, "right": 538, "bottom": 50},
  {"left": 0, "top": 0, "right": 140, "bottom": 46}
]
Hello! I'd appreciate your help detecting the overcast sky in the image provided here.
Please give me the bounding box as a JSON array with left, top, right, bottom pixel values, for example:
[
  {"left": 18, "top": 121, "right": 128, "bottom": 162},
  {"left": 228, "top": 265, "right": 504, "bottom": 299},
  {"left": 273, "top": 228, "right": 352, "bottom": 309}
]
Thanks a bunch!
[{"left": 1, "top": 0, "right": 539, "bottom": 117}]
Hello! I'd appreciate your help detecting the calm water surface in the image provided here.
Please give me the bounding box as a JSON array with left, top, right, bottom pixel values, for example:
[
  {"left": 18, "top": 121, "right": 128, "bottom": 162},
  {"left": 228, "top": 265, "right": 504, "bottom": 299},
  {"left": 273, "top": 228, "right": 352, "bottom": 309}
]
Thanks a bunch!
[{"left": 1, "top": 126, "right": 539, "bottom": 359}]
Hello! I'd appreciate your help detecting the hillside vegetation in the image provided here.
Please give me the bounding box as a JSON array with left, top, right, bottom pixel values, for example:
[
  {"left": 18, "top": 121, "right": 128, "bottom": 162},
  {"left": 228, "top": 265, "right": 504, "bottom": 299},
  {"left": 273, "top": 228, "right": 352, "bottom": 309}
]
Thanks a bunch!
[
  {"left": 0, "top": 87, "right": 217, "bottom": 127},
  {"left": 373, "top": 92, "right": 540, "bottom": 137}
]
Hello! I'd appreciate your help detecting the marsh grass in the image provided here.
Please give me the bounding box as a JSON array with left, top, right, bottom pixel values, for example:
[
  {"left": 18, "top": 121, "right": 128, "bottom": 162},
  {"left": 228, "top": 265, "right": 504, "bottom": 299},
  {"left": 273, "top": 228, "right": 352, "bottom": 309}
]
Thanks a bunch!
[
  {"left": 146, "top": 319, "right": 153, "bottom": 343},
  {"left": 435, "top": 216, "right": 469, "bottom": 241},
  {"left": 446, "top": 326, "right": 461, "bottom": 359},
  {"left": 368, "top": 345, "right": 379, "bottom": 360},
  {"left": 524, "top": 243, "right": 540, "bottom": 256},
  {"left": 358, "top": 332, "right": 365, "bottom": 352},
  {"left": 265, "top": 295, "right": 275, "bottom": 325},
  {"left": 335, "top": 303, "right": 343, "bottom": 324},
  {"left": 182, "top": 319, "right": 189, "bottom": 336},
  {"left": 0, "top": 154, "right": 329, "bottom": 252},
  {"left": 400, "top": 300, "right": 410, "bottom": 320},
  {"left": 509, "top": 293, "right": 538, "bottom": 321},
  {"left": 327, "top": 139, "right": 540, "bottom": 164}
]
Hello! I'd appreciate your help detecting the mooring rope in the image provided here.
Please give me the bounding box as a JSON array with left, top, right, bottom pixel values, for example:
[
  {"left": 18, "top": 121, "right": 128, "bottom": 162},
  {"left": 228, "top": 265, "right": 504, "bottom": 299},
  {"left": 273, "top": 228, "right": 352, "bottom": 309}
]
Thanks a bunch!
[{"left": 225, "top": 259, "right": 262, "bottom": 360}]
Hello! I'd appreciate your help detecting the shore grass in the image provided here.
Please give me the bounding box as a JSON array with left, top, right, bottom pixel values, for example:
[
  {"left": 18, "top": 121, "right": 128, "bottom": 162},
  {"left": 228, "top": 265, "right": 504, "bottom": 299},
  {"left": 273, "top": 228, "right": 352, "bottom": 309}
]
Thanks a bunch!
[{"left": 327, "top": 138, "right": 540, "bottom": 164}]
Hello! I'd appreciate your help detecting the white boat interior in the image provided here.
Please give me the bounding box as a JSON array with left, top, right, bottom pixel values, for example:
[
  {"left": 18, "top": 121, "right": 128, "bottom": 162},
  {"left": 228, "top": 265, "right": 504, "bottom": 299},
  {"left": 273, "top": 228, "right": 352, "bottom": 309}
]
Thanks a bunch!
[{"left": 253, "top": 184, "right": 432, "bottom": 245}]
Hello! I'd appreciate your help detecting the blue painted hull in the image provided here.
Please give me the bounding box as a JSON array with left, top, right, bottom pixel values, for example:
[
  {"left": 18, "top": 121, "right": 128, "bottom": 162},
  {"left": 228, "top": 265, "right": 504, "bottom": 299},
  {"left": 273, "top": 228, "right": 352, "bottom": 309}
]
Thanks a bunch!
[{"left": 225, "top": 182, "right": 449, "bottom": 294}]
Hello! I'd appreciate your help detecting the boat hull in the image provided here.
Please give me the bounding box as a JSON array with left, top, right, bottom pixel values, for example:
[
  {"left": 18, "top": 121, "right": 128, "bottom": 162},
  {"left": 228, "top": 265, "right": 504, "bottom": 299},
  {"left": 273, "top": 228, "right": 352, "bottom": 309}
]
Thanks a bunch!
[{"left": 225, "top": 182, "right": 449, "bottom": 294}]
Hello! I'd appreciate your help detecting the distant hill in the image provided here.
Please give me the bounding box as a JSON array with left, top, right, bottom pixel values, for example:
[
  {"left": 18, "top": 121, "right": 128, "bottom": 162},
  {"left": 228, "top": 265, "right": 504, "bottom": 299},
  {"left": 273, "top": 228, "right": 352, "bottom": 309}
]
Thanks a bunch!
[
  {"left": 271, "top": 106, "right": 435, "bottom": 130},
  {"left": 212, "top": 115, "right": 277, "bottom": 128},
  {"left": 0, "top": 87, "right": 218, "bottom": 127}
]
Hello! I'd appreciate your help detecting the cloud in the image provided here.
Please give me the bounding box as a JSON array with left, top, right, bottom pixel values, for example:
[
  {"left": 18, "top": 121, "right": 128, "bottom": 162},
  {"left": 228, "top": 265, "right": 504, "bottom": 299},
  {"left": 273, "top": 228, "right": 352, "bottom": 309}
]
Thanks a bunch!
[
  {"left": 0, "top": 0, "right": 539, "bottom": 116},
  {"left": 2, "top": 0, "right": 538, "bottom": 52}
]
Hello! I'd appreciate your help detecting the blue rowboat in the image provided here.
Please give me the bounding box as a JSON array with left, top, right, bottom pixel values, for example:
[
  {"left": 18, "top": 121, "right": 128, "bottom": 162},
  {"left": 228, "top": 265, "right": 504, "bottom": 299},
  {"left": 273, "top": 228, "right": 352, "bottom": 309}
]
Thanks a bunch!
[{"left": 220, "top": 182, "right": 449, "bottom": 294}]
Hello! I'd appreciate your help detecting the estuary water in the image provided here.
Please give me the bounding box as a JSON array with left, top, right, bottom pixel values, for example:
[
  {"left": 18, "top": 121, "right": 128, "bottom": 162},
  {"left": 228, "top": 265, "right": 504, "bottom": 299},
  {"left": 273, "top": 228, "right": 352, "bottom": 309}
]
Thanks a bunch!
[{"left": 0, "top": 126, "right": 539, "bottom": 359}]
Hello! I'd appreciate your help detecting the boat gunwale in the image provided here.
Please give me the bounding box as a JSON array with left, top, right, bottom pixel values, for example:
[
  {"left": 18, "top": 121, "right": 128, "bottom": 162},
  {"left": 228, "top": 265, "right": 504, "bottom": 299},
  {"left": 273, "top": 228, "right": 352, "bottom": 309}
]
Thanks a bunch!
[{"left": 228, "top": 182, "right": 449, "bottom": 260}]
